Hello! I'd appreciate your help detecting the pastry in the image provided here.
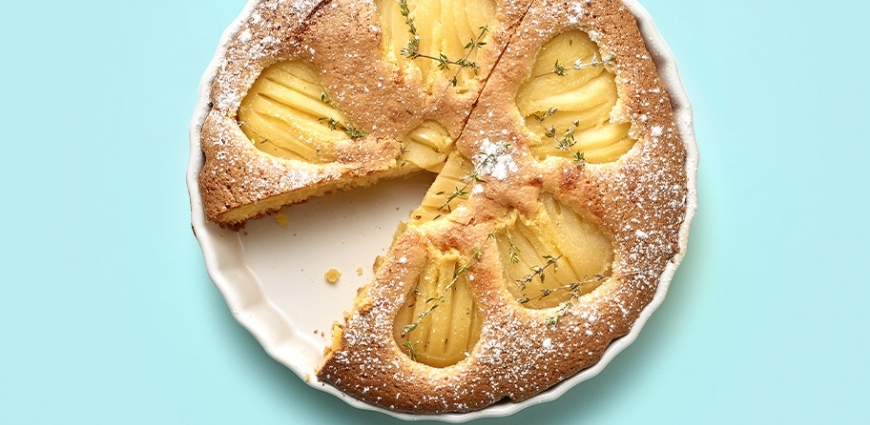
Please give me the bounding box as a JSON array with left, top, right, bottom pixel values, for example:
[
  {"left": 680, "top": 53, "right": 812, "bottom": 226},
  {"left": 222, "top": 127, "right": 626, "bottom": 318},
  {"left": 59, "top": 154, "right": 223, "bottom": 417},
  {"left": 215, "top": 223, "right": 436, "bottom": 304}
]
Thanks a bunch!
[
  {"left": 198, "top": 0, "right": 529, "bottom": 228},
  {"left": 196, "top": 0, "right": 693, "bottom": 415}
]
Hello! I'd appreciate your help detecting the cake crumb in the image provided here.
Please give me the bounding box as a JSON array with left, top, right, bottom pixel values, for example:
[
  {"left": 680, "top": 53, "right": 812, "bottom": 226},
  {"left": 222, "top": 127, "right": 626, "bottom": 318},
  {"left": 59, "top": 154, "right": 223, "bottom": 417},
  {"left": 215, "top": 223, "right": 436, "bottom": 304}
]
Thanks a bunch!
[
  {"left": 373, "top": 255, "right": 385, "bottom": 271},
  {"left": 356, "top": 267, "right": 364, "bottom": 276},
  {"left": 275, "top": 212, "right": 289, "bottom": 227},
  {"left": 325, "top": 268, "right": 342, "bottom": 283}
]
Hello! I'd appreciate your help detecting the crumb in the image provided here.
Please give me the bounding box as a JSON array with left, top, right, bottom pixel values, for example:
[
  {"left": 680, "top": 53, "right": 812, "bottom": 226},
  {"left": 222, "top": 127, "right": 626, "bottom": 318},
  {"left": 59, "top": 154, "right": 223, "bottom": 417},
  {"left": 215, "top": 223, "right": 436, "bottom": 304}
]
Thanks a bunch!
[
  {"left": 325, "top": 268, "right": 341, "bottom": 283},
  {"left": 243, "top": 231, "right": 249, "bottom": 236},
  {"left": 373, "top": 255, "right": 385, "bottom": 271},
  {"left": 356, "top": 267, "right": 364, "bottom": 276},
  {"left": 275, "top": 213, "right": 289, "bottom": 227},
  {"left": 304, "top": 374, "right": 311, "bottom": 382}
]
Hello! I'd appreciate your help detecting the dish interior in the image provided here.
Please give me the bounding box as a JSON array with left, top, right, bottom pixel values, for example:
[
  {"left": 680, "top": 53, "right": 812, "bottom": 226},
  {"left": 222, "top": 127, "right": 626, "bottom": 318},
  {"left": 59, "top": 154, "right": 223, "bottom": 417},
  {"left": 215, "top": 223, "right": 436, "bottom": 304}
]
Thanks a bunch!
[{"left": 238, "top": 173, "right": 437, "bottom": 353}]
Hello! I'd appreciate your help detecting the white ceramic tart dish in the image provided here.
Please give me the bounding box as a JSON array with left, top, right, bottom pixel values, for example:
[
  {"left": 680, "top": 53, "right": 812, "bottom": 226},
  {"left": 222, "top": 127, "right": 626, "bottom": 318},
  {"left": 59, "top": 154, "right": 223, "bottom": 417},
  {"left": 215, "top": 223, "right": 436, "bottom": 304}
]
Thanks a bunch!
[{"left": 187, "top": 0, "right": 697, "bottom": 420}]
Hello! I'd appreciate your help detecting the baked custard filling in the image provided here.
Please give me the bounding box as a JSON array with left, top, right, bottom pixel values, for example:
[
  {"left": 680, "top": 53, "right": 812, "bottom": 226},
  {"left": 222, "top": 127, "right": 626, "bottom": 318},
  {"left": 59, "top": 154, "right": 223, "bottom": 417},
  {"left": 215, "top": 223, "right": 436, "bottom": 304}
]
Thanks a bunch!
[
  {"left": 237, "top": 60, "right": 364, "bottom": 162},
  {"left": 497, "top": 195, "right": 613, "bottom": 309},
  {"left": 408, "top": 152, "right": 473, "bottom": 224},
  {"left": 376, "top": 0, "right": 497, "bottom": 92},
  {"left": 401, "top": 120, "right": 454, "bottom": 172},
  {"left": 394, "top": 247, "right": 483, "bottom": 368},
  {"left": 516, "top": 30, "right": 635, "bottom": 163}
]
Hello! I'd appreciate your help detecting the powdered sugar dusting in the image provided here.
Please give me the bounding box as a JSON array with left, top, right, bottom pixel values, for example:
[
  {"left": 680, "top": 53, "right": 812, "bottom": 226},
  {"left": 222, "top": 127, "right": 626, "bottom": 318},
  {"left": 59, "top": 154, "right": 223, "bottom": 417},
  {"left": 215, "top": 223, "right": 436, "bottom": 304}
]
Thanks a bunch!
[
  {"left": 474, "top": 140, "right": 517, "bottom": 181},
  {"left": 567, "top": 1, "right": 585, "bottom": 24}
]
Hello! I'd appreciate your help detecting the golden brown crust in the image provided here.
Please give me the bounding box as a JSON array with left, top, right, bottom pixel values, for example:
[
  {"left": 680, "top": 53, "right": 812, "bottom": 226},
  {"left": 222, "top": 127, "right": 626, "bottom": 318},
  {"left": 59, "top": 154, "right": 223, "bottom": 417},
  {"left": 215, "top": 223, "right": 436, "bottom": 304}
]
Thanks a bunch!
[{"left": 198, "top": 0, "right": 689, "bottom": 414}]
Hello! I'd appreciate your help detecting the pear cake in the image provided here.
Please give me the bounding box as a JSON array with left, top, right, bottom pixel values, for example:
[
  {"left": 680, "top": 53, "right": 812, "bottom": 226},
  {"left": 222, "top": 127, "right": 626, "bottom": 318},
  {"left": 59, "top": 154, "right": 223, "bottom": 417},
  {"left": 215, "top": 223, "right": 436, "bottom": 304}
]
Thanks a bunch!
[{"left": 197, "top": 0, "right": 693, "bottom": 415}]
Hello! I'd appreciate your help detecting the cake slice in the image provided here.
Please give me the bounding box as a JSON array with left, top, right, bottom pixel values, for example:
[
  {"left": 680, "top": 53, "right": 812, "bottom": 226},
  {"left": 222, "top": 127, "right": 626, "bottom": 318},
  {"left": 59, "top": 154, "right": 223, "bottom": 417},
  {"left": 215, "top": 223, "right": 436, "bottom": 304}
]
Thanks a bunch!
[{"left": 198, "top": 0, "right": 532, "bottom": 228}]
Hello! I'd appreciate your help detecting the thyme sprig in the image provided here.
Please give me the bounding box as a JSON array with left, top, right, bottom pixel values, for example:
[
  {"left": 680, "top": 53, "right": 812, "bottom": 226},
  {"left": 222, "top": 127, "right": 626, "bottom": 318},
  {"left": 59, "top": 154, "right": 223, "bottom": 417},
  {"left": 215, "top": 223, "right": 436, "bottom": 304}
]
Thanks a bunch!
[
  {"left": 316, "top": 92, "right": 368, "bottom": 139},
  {"left": 532, "top": 107, "right": 585, "bottom": 162},
  {"left": 542, "top": 275, "right": 608, "bottom": 326},
  {"left": 402, "top": 294, "right": 445, "bottom": 336},
  {"left": 435, "top": 170, "right": 485, "bottom": 213},
  {"left": 535, "top": 54, "right": 617, "bottom": 78},
  {"left": 539, "top": 273, "right": 620, "bottom": 326},
  {"left": 552, "top": 60, "right": 567, "bottom": 76},
  {"left": 506, "top": 233, "right": 520, "bottom": 264},
  {"left": 546, "top": 301, "right": 572, "bottom": 326},
  {"left": 553, "top": 120, "right": 581, "bottom": 151},
  {"left": 517, "top": 274, "right": 608, "bottom": 304},
  {"left": 398, "top": 0, "right": 419, "bottom": 58},
  {"left": 532, "top": 107, "right": 558, "bottom": 123},
  {"left": 319, "top": 117, "right": 368, "bottom": 139},
  {"left": 515, "top": 254, "right": 562, "bottom": 290},
  {"left": 445, "top": 26, "right": 488, "bottom": 86},
  {"left": 402, "top": 339, "right": 419, "bottom": 360},
  {"left": 455, "top": 232, "right": 493, "bottom": 284}
]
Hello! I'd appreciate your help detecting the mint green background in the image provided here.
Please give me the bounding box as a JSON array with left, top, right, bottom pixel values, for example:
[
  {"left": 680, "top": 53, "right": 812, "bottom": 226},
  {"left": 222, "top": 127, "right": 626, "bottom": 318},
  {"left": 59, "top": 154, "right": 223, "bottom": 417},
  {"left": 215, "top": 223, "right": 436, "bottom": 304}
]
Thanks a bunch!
[{"left": 1, "top": 0, "right": 868, "bottom": 423}]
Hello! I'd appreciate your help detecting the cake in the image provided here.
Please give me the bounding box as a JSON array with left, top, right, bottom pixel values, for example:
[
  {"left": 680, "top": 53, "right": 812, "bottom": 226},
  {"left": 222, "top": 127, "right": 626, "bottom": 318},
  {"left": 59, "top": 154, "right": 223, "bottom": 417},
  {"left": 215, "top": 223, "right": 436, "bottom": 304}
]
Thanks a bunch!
[{"left": 197, "top": 0, "right": 692, "bottom": 414}]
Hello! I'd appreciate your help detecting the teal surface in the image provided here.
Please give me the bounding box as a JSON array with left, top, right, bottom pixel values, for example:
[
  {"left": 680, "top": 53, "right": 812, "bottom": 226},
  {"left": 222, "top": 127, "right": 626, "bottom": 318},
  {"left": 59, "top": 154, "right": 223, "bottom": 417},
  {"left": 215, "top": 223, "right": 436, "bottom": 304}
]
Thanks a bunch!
[{"left": 1, "top": 0, "right": 868, "bottom": 423}]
